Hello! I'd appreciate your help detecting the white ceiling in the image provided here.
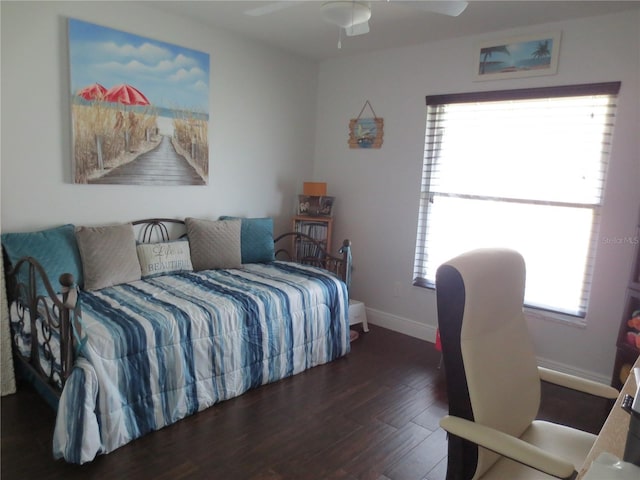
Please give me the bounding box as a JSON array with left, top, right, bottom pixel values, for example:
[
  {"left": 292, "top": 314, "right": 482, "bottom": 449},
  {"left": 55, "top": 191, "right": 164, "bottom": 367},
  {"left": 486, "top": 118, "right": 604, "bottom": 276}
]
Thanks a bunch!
[{"left": 145, "top": 1, "right": 640, "bottom": 61}]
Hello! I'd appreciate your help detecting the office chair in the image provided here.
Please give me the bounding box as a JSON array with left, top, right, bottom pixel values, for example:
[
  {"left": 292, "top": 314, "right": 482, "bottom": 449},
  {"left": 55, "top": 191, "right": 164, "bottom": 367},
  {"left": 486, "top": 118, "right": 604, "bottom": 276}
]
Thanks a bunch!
[{"left": 435, "top": 248, "right": 618, "bottom": 480}]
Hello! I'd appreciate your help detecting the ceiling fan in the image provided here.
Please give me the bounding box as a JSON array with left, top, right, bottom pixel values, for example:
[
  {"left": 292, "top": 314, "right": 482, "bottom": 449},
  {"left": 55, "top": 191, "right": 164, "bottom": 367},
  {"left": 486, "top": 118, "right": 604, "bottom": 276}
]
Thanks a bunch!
[{"left": 244, "top": 1, "right": 469, "bottom": 39}]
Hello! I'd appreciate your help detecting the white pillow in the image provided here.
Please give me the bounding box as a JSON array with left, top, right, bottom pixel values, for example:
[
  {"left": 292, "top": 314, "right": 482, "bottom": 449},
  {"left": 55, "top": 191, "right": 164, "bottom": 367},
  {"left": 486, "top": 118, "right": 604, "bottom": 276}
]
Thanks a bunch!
[{"left": 137, "top": 241, "right": 193, "bottom": 278}]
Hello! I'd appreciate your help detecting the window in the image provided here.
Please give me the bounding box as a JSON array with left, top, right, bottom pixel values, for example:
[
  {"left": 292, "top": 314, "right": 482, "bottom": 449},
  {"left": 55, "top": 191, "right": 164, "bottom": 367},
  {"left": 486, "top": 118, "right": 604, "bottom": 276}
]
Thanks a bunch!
[{"left": 413, "top": 82, "right": 620, "bottom": 318}]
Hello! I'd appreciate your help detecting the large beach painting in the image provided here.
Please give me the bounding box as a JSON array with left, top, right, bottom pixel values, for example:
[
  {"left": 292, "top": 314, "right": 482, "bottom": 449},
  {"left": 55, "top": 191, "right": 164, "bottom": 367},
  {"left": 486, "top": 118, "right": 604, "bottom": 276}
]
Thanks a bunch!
[
  {"left": 68, "top": 18, "right": 210, "bottom": 185},
  {"left": 475, "top": 32, "right": 561, "bottom": 81}
]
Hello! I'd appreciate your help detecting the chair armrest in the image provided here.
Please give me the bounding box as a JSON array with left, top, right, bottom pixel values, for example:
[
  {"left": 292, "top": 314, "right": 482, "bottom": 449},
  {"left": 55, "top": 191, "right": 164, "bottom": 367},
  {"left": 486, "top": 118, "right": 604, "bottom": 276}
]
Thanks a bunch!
[
  {"left": 440, "top": 415, "right": 577, "bottom": 479},
  {"left": 538, "top": 366, "right": 619, "bottom": 399}
]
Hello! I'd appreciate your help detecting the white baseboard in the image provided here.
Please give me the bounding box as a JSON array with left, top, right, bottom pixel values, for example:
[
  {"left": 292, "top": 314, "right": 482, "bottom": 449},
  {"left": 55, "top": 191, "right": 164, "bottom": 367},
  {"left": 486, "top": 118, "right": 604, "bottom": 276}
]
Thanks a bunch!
[
  {"left": 365, "top": 306, "right": 610, "bottom": 385},
  {"left": 536, "top": 357, "right": 611, "bottom": 385},
  {"left": 365, "top": 307, "right": 438, "bottom": 343}
]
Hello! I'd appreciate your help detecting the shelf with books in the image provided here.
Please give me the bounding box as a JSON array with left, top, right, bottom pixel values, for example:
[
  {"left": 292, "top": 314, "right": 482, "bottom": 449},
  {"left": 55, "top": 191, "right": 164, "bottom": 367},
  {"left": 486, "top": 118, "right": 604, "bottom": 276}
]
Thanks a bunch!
[{"left": 292, "top": 215, "right": 333, "bottom": 261}]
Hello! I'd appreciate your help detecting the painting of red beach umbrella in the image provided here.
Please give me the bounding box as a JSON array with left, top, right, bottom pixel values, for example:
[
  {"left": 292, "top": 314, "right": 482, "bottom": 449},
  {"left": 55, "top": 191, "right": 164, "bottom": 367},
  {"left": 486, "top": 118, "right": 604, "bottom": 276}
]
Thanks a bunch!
[
  {"left": 68, "top": 18, "right": 210, "bottom": 185},
  {"left": 104, "top": 84, "right": 150, "bottom": 106},
  {"left": 77, "top": 83, "right": 107, "bottom": 101}
]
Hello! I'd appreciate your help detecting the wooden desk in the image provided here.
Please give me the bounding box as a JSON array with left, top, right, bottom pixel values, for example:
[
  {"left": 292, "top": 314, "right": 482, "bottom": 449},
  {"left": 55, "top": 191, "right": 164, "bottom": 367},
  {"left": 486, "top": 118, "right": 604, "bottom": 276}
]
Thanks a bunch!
[{"left": 577, "top": 357, "right": 640, "bottom": 479}]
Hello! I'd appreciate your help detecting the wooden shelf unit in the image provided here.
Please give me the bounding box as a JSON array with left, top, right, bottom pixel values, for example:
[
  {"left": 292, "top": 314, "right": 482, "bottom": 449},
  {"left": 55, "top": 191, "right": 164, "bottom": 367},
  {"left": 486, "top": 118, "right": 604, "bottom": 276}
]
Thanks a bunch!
[
  {"left": 292, "top": 215, "right": 333, "bottom": 261},
  {"left": 612, "top": 220, "right": 640, "bottom": 389}
]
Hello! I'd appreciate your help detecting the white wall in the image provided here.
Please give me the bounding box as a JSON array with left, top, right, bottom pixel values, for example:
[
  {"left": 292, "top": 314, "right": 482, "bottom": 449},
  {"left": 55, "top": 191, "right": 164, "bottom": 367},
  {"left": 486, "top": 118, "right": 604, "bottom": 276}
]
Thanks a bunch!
[
  {"left": 0, "top": 1, "right": 318, "bottom": 234},
  {"left": 314, "top": 10, "right": 640, "bottom": 381}
]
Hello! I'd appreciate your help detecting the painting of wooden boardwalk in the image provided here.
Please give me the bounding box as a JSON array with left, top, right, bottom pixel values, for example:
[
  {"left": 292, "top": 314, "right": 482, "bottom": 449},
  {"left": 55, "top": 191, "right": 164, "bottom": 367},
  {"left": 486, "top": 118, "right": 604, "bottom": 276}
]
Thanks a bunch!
[
  {"left": 68, "top": 18, "right": 210, "bottom": 185},
  {"left": 89, "top": 136, "right": 205, "bottom": 185}
]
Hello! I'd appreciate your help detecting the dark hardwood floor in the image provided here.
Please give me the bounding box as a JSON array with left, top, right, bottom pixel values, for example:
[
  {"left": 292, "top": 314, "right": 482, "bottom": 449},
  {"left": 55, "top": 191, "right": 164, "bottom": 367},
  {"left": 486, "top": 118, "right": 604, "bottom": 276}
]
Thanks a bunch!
[{"left": 1, "top": 326, "right": 612, "bottom": 480}]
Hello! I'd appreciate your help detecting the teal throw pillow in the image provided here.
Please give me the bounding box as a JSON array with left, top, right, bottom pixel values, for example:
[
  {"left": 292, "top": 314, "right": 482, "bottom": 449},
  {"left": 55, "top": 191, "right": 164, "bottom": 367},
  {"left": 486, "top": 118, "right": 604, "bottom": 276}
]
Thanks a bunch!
[
  {"left": 219, "top": 216, "right": 275, "bottom": 264},
  {"left": 2, "top": 224, "right": 84, "bottom": 297}
]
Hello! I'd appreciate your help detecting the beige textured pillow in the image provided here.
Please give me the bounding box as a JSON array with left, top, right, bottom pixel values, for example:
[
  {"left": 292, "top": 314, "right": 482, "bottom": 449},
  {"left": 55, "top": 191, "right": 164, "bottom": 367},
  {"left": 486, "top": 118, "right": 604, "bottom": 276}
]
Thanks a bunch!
[
  {"left": 185, "top": 218, "right": 242, "bottom": 271},
  {"left": 76, "top": 223, "right": 141, "bottom": 291},
  {"left": 137, "top": 241, "right": 193, "bottom": 278}
]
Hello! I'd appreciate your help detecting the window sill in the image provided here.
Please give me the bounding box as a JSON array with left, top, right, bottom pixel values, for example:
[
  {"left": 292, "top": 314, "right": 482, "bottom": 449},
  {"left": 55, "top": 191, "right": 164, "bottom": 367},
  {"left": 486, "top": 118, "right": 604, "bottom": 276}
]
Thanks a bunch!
[{"left": 524, "top": 307, "right": 587, "bottom": 329}]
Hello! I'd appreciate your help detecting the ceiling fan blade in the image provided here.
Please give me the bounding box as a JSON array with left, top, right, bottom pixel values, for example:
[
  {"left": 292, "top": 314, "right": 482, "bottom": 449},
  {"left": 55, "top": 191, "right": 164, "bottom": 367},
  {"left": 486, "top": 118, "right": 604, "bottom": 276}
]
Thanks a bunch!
[
  {"left": 345, "top": 21, "right": 370, "bottom": 37},
  {"left": 244, "top": 1, "right": 303, "bottom": 17},
  {"left": 394, "top": 1, "right": 469, "bottom": 17}
]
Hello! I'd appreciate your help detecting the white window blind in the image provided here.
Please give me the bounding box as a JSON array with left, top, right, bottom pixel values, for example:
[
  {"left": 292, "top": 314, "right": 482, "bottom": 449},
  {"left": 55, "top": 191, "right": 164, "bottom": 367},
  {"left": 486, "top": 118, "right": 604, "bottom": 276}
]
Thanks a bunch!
[{"left": 413, "top": 82, "right": 620, "bottom": 317}]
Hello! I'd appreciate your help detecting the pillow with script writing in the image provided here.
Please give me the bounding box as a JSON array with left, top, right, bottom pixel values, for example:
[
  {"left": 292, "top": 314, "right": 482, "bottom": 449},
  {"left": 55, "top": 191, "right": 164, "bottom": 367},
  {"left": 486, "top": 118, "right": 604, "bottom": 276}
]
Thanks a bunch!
[{"left": 137, "top": 240, "right": 193, "bottom": 278}]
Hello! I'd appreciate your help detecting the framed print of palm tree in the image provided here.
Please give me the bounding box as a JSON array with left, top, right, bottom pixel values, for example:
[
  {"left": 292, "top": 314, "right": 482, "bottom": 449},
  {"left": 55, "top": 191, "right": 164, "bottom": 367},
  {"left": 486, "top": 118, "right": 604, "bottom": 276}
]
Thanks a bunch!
[{"left": 474, "top": 32, "right": 561, "bottom": 81}]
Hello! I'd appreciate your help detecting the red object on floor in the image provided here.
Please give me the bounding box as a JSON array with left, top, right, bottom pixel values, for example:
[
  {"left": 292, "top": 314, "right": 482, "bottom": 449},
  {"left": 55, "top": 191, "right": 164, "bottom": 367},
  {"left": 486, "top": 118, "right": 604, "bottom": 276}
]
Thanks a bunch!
[{"left": 435, "top": 328, "right": 442, "bottom": 351}]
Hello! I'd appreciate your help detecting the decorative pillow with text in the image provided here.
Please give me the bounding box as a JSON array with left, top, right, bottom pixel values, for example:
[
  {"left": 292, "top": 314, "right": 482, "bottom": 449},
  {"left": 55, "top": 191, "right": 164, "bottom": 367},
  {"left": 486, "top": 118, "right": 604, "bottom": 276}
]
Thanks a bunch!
[{"left": 137, "top": 241, "right": 193, "bottom": 278}]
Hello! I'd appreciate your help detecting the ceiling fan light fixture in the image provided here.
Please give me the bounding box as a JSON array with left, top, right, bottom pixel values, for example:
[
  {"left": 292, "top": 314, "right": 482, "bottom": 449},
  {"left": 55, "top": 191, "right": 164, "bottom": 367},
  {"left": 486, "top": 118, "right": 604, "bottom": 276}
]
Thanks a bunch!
[
  {"left": 321, "top": 1, "right": 371, "bottom": 29},
  {"left": 345, "top": 22, "right": 369, "bottom": 37}
]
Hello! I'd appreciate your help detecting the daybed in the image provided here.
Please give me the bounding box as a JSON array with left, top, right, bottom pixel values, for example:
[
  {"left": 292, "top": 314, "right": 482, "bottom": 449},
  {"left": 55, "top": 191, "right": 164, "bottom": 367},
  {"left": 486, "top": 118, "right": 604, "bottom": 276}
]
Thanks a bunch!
[{"left": 2, "top": 217, "right": 352, "bottom": 464}]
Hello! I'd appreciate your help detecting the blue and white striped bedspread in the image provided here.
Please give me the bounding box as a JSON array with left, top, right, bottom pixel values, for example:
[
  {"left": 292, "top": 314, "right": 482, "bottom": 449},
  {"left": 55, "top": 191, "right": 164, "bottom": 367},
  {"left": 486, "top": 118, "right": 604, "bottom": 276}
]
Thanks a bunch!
[{"left": 53, "top": 262, "right": 350, "bottom": 464}]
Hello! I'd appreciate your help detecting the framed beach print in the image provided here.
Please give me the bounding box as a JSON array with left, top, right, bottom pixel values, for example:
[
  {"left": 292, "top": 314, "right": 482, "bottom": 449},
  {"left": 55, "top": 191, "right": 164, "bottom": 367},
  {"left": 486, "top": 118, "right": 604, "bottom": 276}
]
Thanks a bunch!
[
  {"left": 68, "top": 18, "right": 210, "bottom": 185},
  {"left": 474, "top": 32, "right": 561, "bottom": 81}
]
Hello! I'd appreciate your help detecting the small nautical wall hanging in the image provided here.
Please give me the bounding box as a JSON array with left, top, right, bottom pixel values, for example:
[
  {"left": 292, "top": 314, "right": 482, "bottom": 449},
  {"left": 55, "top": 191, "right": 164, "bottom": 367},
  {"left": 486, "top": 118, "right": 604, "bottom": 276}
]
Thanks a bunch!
[{"left": 348, "top": 100, "right": 383, "bottom": 149}]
